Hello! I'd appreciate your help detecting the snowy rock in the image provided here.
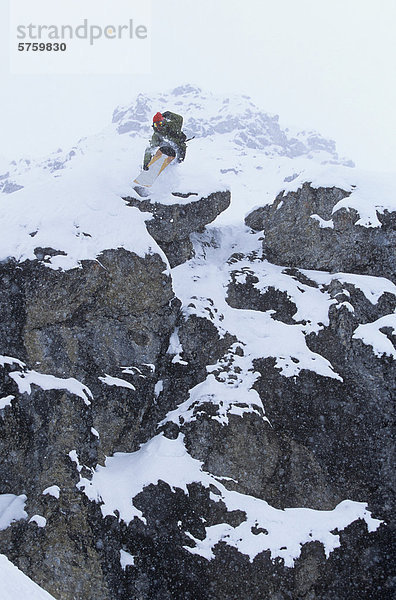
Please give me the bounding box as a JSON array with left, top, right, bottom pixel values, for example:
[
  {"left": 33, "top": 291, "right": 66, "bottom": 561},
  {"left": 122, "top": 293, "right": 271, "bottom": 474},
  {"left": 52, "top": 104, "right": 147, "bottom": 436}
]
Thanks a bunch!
[
  {"left": 124, "top": 190, "right": 231, "bottom": 267},
  {"left": 246, "top": 182, "right": 396, "bottom": 282},
  {"left": 0, "top": 87, "right": 394, "bottom": 600},
  {"left": 0, "top": 248, "right": 178, "bottom": 379},
  {"left": 113, "top": 86, "right": 352, "bottom": 165}
]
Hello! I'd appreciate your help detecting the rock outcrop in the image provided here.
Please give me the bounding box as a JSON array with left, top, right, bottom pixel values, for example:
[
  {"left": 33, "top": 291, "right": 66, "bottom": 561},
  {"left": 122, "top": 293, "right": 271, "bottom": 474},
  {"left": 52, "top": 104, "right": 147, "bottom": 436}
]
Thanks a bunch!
[
  {"left": 124, "top": 190, "right": 231, "bottom": 267},
  {"left": 246, "top": 183, "right": 396, "bottom": 282},
  {"left": 0, "top": 244, "right": 180, "bottom": 599},
  {"left": 0, "top": 248, "right": 178, "bottom": 379},
  {"left": 0, "top": 182, "right": 394, "bottom": 600}
]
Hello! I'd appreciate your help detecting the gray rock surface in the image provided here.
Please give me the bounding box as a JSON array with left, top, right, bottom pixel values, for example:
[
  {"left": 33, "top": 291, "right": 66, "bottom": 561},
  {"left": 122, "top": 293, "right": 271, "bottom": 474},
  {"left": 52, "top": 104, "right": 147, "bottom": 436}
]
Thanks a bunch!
[
  {"left": 246, "top": 183, "right": 396, "bottom": 282},
  {"left": 0, "top": 244, "right": 180, "bottom": 599},
  {"left": 0, "top": 185, "right": 394, "bottom": 599},
  {"left": 1, "top": 248, "right": 178, "bottom": 380},
  {"left": 124, "top": 190, "right": 231, "bottom": 267}
]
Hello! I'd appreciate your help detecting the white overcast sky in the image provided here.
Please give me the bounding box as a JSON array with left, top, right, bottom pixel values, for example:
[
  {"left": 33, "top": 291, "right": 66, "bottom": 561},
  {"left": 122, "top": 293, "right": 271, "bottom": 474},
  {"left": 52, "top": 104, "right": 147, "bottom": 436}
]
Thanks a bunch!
[{"left": 1, "top": 0, "right": 395, "bottom": 171}]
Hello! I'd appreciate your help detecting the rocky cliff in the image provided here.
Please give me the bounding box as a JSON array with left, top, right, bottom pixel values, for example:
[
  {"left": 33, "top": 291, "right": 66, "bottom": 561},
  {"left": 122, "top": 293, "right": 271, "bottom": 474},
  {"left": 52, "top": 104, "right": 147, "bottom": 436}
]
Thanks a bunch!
[
  {"left": 246, "top": 182, "right": 396, "bottom": 282},
  {"left": 0, "top": 87, "right": 394, "bottom": 600}
]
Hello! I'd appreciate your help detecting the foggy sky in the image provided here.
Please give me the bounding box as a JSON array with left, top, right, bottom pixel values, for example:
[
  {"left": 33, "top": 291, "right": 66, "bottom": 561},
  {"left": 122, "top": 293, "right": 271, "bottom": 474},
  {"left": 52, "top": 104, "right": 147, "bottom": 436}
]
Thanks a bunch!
[{"left": 1, "top": 0, "right": 395, "bottom": 172}]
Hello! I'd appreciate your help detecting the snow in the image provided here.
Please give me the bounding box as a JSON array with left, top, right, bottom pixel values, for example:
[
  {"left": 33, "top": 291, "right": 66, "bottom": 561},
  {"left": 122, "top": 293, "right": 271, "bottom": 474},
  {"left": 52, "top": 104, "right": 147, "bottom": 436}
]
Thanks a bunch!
[
  {"left": 120, "top": 549, "right": 135, "bottom": 570},
  {"left": 300, "top": 270, "right": 396, "bottom": 305},
  {"left": 0, "top": 554, "right": 57, "bottom": 600},
  {"left": 154, "top": 380, "right": 163, "bottom": 398},
  {"left": 68, "top": 450, "right": 82, "bottom": 473},
  {"left": 0, "top": 355, "right": 25, "bottom": 369},
  {"left": 78, "top": 434, "right": 204, "bottom": 525},
  {"left": 1, "top": 86, "right": 394, "bottom": 276},
  {"left": 9, "top": 369, "right": 93, "bottom": 406},
  {"left": 167, "top": 329, "right": 188, "bottom": 365},
  {"left": 29, "top": 515, "right": 47, "bottom": 528},
  {"left": 139, "top": 155, "right": 228, "bottom": 206},
  {"left": 161, "top": 371, "right": 266, "bottom": 427},
  {"left": 171, "top": 227, "right": 342, "bottom": 382},
  {"left": 77, "top": 433, "right": 382, "bottom": 567},
  {"left": 0, "top": 357, "right": 94, "bottom": 428},
  {"left": 42, "top": 486, "right": 60, "bottom": 500},
  {"left": 0, "top": 494, "right": 27, "bottom": 530},
  {"left": 0, "top": 148, "right": 160, "bottom": 270},
  {"left": 310, "top": 214, "right": 334, "bottom": 229},
  {"left": 99, "top": 374, "right": 136, "bottom": 391},
  {"left": 121, "top": 365, "right": 149, "bottom": 378},
  {"left": 91, "top": 427, "right": 100, "bottom": 438},
  {"left": 185, "top": 498, "right": 380, "bottom": 566},
  {"left": 330, "top": 170, "right": 396, "bottom": 227},
  {"left": 0, "top": 395, "right": 14, "bottom": 410},
  {"left": 353, "top": 313, "right": 396, "bottom": 358}
]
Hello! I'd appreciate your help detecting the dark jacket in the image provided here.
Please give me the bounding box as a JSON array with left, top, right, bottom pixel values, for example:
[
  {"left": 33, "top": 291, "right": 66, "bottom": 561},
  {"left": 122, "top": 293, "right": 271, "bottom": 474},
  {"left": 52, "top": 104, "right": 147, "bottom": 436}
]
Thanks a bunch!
[{"left": 143, "top": 111, "right": 187, "bottom": 169}]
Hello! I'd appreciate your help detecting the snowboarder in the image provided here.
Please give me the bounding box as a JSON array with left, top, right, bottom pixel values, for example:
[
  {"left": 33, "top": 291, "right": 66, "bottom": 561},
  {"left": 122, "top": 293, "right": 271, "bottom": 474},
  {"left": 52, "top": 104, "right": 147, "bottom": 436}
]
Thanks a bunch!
[{"left": 143, "top": 111, "right": 187, "bottom": 170}]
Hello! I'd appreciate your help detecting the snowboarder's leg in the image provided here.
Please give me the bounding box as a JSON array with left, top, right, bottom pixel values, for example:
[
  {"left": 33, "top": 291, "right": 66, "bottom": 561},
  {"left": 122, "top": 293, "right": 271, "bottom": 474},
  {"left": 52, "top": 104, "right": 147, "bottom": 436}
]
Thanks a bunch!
[{"left": 159, "top": 145, "right": 176, "bottom": 158}]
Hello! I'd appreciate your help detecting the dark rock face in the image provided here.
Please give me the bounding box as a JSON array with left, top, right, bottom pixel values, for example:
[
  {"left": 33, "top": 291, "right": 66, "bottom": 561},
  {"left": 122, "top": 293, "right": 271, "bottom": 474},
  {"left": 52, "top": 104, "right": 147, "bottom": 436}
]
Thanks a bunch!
[
  {"left": 0, "top": 186, "right": 394, "bottom": 600},
  {"left": 218, "top": 254, "right": 395, "bottom": 598},
  {"left": 227, "top": 274, "right": 297, "bottom": 324},
  {"left": 0, "top": 376, "right": 113, "bottom": 600},
  {"left": 0, "top": 248, "right": 177, "bottom": 380},
  {"left": 0, "top": 246, "right": 180, "bottom": 599},
  {"left": 246, "top": 183, "right": 396, "bottom": 282},
  {"left": 124, "top": 190, "right": 231, "bottom": 267},
  {"left": 184, "top": 412, "right": 340, "bottom": 511},
  {"left": 225, "top": 254, "right": 395, "bottom": 518}
]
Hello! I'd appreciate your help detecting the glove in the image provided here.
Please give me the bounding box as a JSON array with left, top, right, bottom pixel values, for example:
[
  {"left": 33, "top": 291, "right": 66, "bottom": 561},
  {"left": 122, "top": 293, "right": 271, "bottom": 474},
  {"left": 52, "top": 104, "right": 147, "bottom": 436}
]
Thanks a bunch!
[{"left": 143, "top": 164, "right": 149, "bottom": 171}]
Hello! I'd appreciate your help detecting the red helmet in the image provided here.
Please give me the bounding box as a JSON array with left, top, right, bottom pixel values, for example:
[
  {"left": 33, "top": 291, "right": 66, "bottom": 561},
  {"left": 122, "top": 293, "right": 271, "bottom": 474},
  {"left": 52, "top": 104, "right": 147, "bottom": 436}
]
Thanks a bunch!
[{"left": 153, "top": 112, "right": 163, "bottom": 123}]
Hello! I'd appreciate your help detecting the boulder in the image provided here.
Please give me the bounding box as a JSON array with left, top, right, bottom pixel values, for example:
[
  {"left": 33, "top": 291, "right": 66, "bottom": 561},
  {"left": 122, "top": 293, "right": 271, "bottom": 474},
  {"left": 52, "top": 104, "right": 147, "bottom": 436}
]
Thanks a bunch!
[
  {"left": 124, "top": 190, "right": 231, "bottom": 267},
  {"left": 246, "top": 183, "right": 396, "bottom": 282}
]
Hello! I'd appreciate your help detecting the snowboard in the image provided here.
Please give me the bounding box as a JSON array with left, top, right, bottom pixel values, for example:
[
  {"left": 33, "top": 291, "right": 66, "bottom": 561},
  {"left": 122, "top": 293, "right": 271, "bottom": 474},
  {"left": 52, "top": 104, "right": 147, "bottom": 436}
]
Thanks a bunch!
[{"left": 133, "top": 149, "right": 175, "bottom": 197}]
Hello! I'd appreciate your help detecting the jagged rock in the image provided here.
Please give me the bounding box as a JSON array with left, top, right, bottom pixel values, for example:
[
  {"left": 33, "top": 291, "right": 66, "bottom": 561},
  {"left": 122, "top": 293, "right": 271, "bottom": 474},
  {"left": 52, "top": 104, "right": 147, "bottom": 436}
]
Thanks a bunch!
[
  {"left": 0, "top": 248, "right": 178, "bottom": 380},
  {"left": 0, "top": 355, "right": 114, "bottom": 599},
  {"left": 227, "top": 275, "right": 298, "bottom": 324},
  {"left": 123, "top": 190, "right": 231, "bottom": 267},
  {"left": 184, "top": 412, "right": 341, "bottom": 511},
  {"left": 0, "top": 247, "right": 180, "bottom": 599},
  {"left": 246, "top": 183, "right": 396, "bottom": 282},
  {"left": 2, "top": 89, "right": 393, "bottom": 600},
  {"left": 225, "top": 261, "right": 395, "bottom": 520},
  {"left": 0, "top": 180, "right": 24, "bottom": 194}
]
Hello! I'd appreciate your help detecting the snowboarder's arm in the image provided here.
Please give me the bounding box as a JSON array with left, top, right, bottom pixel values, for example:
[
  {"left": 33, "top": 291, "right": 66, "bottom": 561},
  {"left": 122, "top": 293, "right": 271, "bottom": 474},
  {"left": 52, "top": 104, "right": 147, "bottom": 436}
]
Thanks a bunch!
[
  {"left": 151, "top": 131, "right": 162, "bottom": 147},
  {"left": 143, "top": 147, "right": 152, "bottom": 170},
  {"left": 143, "top": 132, "right": 163, "bottom": 169}
]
